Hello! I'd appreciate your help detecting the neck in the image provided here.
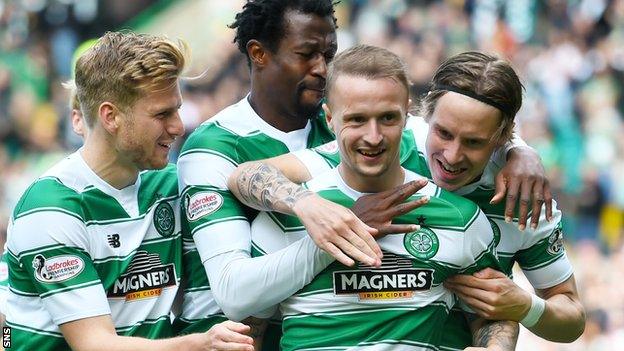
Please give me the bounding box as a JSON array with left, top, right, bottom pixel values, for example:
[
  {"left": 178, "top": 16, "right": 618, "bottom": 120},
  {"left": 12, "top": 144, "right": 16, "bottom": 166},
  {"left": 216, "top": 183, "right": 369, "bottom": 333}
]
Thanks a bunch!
[
  {"left": 81, "top": 128, "right": 139, "bottom": 189},
  {"left": 249, "top": 79, "right": 309, "bottom": 132},
  {"left": 338, "top": 164, "right": 405, "bottom": 193}
]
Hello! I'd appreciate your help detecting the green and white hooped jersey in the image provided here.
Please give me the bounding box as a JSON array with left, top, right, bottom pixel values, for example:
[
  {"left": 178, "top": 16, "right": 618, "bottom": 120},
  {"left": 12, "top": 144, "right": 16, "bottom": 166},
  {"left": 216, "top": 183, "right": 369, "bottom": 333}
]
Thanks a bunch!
[
  {"left": 252, "top": 168, "right": 500, "bottom": 351},
  {"left": 5, "top": 152, "right": 182, "bottom": 351},
  {"left": 175, "top": 96, "right": 334, "bottom": 334},
  {"left": 296, "top": 116, "right": 573, "bottom": 350}
]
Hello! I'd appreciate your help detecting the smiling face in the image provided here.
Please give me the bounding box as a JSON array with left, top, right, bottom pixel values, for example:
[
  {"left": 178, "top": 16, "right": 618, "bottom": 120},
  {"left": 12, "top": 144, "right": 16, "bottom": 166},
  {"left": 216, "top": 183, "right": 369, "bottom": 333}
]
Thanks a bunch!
[
  {"left": 263, "top": 10, "right": 337, "bottom": 119},
  {"left": 426, "top": 92, "right": 502, "bottom": 191},
  {"left": 326, "top": 75, "right": 409, "bottom": 192},
  {"left": 115, "top": 81, "right": 184, "bottom": 171}
]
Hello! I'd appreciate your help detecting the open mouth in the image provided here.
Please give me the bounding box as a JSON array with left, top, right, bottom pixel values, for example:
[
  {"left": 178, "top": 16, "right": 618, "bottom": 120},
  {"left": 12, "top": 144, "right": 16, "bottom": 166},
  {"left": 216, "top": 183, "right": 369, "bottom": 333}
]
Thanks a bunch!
[
  {"left": 436, "top": 159, "right": 466, "bottom": 175},
  {"left": 158, "top": 142, "right": 172, "bottom": 149},
  {"left": 358, "top": 149, "right": 385, "bottom": 158}
]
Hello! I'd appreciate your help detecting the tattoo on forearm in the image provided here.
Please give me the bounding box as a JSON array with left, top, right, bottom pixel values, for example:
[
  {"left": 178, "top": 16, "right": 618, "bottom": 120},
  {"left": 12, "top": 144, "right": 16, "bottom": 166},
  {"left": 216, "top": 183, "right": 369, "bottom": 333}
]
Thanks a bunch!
[
  {"left": 474, "top": 320, "right": 519, "bottom": 351},
  {"left": 236, "top": 163, "right": 313, "bottom": 213},
  {"left": 245, "top": 317, "right": 267, "bottom": 339}
]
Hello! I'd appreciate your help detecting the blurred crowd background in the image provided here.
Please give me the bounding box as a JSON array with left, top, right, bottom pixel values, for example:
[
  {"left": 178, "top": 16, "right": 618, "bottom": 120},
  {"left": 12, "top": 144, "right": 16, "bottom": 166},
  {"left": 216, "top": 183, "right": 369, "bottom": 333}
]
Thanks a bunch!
[{"left": 1, "top": 0, "right": 623, "bottom": 350}]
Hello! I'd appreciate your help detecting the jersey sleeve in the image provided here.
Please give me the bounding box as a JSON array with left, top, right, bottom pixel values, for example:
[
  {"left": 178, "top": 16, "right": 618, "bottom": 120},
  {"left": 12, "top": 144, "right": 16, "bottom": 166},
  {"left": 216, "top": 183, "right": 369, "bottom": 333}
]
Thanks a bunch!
[
  {"left": 292, "top": 148, "right": 335, "bottom": 178},
  {"left": 459, "top": 211, "right": 502, "bottom": 275},
  {"left": 7, "top": 212, "right": 110, "bottom": 325},
  {"left": 204, "top": 237, "right": 334, "bottom": 321},
  {"left": 291, "top": 141, "right": 344, "bottom": 179},
  {"left": 514, "top": 201, "right": 573, "bottom": 289},
  {"left": 177, "top": 150, "right": 251, "bottom": 260}
]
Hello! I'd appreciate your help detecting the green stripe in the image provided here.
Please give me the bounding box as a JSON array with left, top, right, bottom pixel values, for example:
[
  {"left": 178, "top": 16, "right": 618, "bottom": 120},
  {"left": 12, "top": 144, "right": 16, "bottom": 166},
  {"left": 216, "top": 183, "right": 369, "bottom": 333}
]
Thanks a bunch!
[
  {"left": 115, "top": 315, "right": 170, "bottom": 332},
  {"left": 13, "top": 172, "right": 179, "bottom": 224},
  {"left": 214, "top": 120, "right": 262, "bottom": 136},
  {"left": 267, "top": 211, "right": 305, "bottom": 232},
  {"left": 181, "top": 249, "right": 210, "bottom": 290},
  {"left": 281, "top": 303, "right": 448, "bottom": 351},
  {"left": 184, "top": 286, "right": 211, "bottom": 293},
  {"left": 180, "top": 184, "right": 223, "bottom": 197},
  {"left": 521, "top": 253, "right": 564, "bottom": 271},
  {"left": 173, "top": 314, "right": 227, "bottom": 335},
  {"left": 85, "top": 195, "right": 179, "bottom": 226},
  {"left": 251, "top": 241, "right": 267, "bottom": 256}
]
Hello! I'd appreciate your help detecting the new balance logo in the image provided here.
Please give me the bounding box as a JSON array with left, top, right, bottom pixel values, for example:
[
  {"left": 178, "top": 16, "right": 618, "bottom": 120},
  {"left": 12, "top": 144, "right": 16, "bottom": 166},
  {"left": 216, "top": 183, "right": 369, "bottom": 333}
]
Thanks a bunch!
[{"left": 107, "top": 234, "right": 121, "bottom": 248}]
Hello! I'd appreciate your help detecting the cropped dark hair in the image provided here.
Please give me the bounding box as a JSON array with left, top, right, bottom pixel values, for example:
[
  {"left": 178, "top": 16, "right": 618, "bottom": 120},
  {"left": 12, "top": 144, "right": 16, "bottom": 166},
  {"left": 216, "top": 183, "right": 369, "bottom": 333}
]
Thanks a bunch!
[
  {"left": 230, "top": 0, "right": 337, "bottom": 63},
  {"left": 419, "top": 51, "right": 524, "bottom": 143}
]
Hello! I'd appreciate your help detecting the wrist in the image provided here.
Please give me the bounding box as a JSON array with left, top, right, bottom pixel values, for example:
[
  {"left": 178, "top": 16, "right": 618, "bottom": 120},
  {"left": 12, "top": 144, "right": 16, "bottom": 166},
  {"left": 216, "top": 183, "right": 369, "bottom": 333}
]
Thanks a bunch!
[
  {"left": 506, "top": 145, "right": 533, "bottom": 160},
  {"left": 291, "top": 191, "right": 316, "bottom": 216},
  {"left": 519, "top": 293, "right": 546, "bottom": 328}
]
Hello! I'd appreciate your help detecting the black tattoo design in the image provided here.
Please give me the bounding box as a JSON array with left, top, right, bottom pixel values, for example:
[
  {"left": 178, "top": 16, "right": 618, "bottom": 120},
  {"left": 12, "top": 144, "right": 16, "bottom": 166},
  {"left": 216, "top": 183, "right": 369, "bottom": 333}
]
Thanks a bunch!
[
  {"left": 236, "top": 163, "right": 313, "bottom": 213},
  {"left": 474, "top": 320, "right": 519, "bottom": 351}
]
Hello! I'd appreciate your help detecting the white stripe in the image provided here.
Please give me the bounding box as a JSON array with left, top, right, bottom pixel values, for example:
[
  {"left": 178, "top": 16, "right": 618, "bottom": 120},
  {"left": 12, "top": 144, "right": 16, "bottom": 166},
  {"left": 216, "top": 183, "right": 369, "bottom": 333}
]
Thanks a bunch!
[
  {"left": 109, "top": 285, "right": 178, "bottom": 329},
  {"left": 178, "top": 151, "right": 236, "bottom": 190},
  {"left": 179, "top": 289, "right": 223, "bottom": 320},
  {"left": 522, "top": 254, "right": 574, "bottom": 289}
]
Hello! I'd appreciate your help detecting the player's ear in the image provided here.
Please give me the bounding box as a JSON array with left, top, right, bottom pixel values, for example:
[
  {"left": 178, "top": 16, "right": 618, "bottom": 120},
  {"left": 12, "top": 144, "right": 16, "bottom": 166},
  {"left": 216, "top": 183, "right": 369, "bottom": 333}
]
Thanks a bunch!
[
  {"left": 323, "top": 103, "right": 335, "bottom": 134},
  {"left": 99, "top": 101, "right": 121, "bottom": 134},
  {"left": 247, "top": 39, "right": 269, "bottom": 69}
]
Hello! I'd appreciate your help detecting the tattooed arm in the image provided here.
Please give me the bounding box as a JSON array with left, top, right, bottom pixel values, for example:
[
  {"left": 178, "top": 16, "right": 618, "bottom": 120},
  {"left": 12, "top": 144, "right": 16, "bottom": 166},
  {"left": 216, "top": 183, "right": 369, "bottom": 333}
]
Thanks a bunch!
[
  {"left": 229, "top": 160, "right": 382, "bottom": 267},
  {"left": 242, "top": 317, "right": 267, "bottom": 351},
  {"left": 231, "top": 161, "right": 315, "bottom": 214},
  {"left": 467, "top": 317, "right": 519, "bottom": 351}
]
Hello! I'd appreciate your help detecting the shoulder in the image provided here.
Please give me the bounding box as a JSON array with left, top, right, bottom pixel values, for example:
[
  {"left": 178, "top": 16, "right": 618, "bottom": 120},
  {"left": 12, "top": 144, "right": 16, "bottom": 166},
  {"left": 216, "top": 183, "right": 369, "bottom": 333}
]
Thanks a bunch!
[
  {"left": 180, "top": 101, "right": 266, "bottom": 162},
  {"left": 407, "top": 180, "right": 480, "bottom": 230},
  {"left": 13, "top": 156, "right": 86, "bottom": 221},
  {"left": 139, "top": 164, "right": 179, "bottom": 199}
]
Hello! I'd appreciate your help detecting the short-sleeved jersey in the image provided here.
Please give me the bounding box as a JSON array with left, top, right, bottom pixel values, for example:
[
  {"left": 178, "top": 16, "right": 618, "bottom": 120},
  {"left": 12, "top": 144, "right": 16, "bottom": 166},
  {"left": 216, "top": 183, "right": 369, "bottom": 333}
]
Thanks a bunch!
[
  {"left": 5, "top": 152, "right": 182, "bottom": 350},
  {"left": 251, "top": 168, "right": 500, "bottom": 350},
  {"left": 295, "top": 116, "right": 573, "bottom": 350},
  {"left": 175, "top": 96, "right": 334, "bottom": 337}
]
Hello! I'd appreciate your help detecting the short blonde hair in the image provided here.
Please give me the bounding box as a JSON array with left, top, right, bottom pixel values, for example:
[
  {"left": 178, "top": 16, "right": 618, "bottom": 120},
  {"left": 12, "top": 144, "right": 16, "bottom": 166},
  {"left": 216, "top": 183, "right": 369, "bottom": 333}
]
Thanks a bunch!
[
  {"left": 326, "top": 44, "right": 410, "bottom": 106},
  {"left": 75, "top": 31, "right": 189, "bottom": 126},
  {"left": 62, "top": 80, "right": 80, "bottom": 111}
]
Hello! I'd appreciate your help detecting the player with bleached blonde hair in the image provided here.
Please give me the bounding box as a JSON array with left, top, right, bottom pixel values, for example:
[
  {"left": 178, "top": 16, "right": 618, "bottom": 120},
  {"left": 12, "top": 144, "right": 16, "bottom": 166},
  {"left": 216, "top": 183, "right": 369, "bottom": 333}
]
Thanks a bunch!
[{"left": 5, "top": 31, "right": 255, "bottom": 351}]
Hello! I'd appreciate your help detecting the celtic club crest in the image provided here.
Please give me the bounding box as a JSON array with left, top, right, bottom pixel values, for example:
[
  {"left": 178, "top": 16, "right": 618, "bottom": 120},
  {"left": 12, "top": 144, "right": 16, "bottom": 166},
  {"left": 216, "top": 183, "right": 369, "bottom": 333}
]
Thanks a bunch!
[
  {"left": 153, "top": 201, "right": 175, "bottom": 237},
  {"left": 404, "top": 227, "right": 439, "bottom": 260}
]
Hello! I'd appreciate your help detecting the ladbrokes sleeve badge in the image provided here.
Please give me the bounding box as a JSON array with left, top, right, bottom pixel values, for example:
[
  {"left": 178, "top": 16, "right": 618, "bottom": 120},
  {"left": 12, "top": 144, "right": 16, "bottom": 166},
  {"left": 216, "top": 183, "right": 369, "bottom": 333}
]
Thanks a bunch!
[{"left": 32, "top": 254, "right": 85, "bottom": 283}]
